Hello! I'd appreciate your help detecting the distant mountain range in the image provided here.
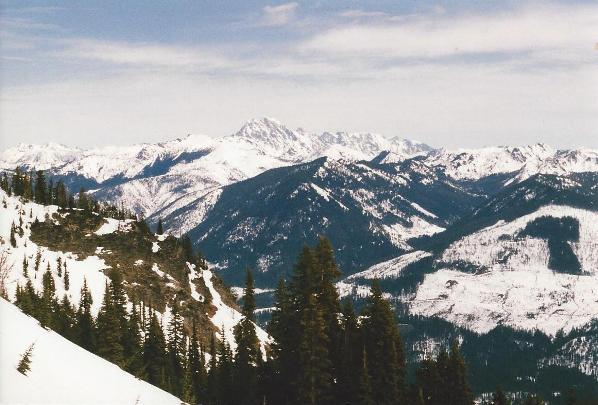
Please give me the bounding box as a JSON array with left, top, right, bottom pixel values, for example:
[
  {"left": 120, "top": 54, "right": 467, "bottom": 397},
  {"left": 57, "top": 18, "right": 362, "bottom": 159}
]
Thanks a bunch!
[{"left": 3, "top": 118, "right": 598, "bottom": 396}]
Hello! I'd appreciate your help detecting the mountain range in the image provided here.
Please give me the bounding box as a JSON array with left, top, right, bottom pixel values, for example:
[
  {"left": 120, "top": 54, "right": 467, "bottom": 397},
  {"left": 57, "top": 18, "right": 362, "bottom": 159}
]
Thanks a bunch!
[{"left": 2, "top": 117, "right": 598, "bottom": 397}]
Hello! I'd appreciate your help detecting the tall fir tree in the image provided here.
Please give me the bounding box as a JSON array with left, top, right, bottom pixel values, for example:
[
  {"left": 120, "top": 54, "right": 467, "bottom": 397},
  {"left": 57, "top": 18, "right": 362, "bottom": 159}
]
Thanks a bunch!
[
  {"left": 206, "top": 334, "right": 219, "bottom": 405},
  {"left": 186, "top": 319, "right": 207, "bottom": 404},
  {"left": 40, "top": 266, "right": 57, "bottom": 328},
  {"left": 361, "top": 280, "right": 406, "bottom": 405},
  {"left": 77, "top": 278, "right": 96, "bottom": 352},
  {"left": 233, "top": 269, "right": 260, "bottom": 405},
  {"left": 166, "top": 299, "right": 186, "bottom": 396},
  {"left": 448, "top": 340, "right": 473, "bottom": 405},
  {"left": 143, "top": 310, "right": 168, "bottom": 390},
  {"left": 96, "top": 279, "right": 125, "bottom": 366},
  {"left": 157, "top": 218, "right": 164, "bottom": 235},
  {"left": 34, "top": 170, "right": 47, "bottom": 204}
]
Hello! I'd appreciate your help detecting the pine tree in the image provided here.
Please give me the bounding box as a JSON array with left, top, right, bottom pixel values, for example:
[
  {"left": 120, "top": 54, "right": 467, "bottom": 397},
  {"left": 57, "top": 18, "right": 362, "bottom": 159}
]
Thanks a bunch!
[
  {"left": 217, "top": 329, "right": 234, "bottom": 405},
  {"left": 448, "top": 340, "right": 473, "bottom": 405},
  {"left": 64, "top": 265, "right": 70, "bottom": 290},
  {"left": 143, "top": 310, "right": 168, "bottom": 390},
  {"left": 16, "top": 343, "right": 35, "bottom": 375},
  {"left": 313, "top": 237, "right": 342, "bottom": 376},
  {"left": 491, "top": 387, "right": 510, "bottom": 405},
  {"left": 187, "top": 319, "right": 207, "bottom": 404},
  {"left": 157, "top": 218, "right": 164, "bottom": 235},
  {"left": 57, "top": 257, "right": 62, "bottom": 277},
  {"left": 56, "top": 294, "right": 77, "bottom": 342},
  {"left": 77, "top": 278, "right": 96, "bottom": 352},
  {"left": 123, "top": 302, "right": 143, "bottom": 376},
  {"left": 361, "top": 280, "right": 405, "bottom": 405},
  {"left": 337, "top": 299, "right": 370, "bottom": 405},
  {"left": 96, "top": 276, "right": 125, "bottom": 366},
  {"left": 233, "top": 269, "right": 260, "bottom": 405},
  {"left": 288, "top": 246, "right": 334, "bottom": 405},
  {"left": 22, "top": 255, "right": 29, "bottom": 278},
  {"left": 34, "top": 248, "right": 42, "bottom": 272},
  {"left": 206, "top": 334, "right": 219, "bottom": 405},
  {"left": 40, "top": 267, "right": 57, "bottom": 328},
  {"left": 12, "top": 167, "right": 24, "bottom": 196},
  {"left": 34, "top": 170, "right": 47, "bottom": 204},
  {"left": 55, "top": 181, "right": 68, "bottom": 209},
  {"left": 10, "top": 222, "right": 17, "bottom": 247},
  {"left": 166, "top": 299, "right": 186, "bottom": 395},
  {"left": 265, "top": 278, "right": 294, "bottom": 405}
]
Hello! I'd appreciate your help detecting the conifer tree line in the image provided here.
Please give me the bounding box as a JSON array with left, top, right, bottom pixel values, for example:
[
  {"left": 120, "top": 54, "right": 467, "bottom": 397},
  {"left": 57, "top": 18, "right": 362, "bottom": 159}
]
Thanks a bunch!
[{"left": 1, "top": 167, "right": 134, "bottom": 219}]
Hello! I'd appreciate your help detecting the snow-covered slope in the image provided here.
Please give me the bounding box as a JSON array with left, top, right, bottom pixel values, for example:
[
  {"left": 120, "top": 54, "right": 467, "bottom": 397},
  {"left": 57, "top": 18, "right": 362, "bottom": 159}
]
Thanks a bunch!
[
  {"left": 0, "top": 118, "right": 432, "bottom": 236},
  {"left": 420, "top": 144, "right": 598, "bottom": 182},
  {"left": 0, "top": 298, "right": 181, "bottom": 405},
  {"left": 0, "top": 189, "right": 268, "bottom": 351},
  {"left": 409, "top": 205, "right": 598, "bottom": 336}
]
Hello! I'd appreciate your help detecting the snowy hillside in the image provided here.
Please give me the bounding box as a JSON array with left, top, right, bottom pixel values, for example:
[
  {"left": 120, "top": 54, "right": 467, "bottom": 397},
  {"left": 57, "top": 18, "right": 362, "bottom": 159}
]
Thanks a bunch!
[
  {"left": 0, "top": 118, "right": 432, "bottom": 237},
  {"left": 409, "top": 205, "right": 598, "bottom": 336},
  {"left": 0, "top": 298, "right": 181, "bottom": 405},
  {"left": 0, "top": 189, "right": 268, "bottom": 351},
  {"left": 190, "top": 157, "right": 480, "bottom": 285}
]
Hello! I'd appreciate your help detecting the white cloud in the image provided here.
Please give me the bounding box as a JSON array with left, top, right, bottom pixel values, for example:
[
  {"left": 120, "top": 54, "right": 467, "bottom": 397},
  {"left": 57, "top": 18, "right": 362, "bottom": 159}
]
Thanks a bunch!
[
  {"left": 261, "top": 2, "right": 298, "bottom": 26},
  {"left": 301, "top": 3, "right": 598, "bottom": 62},
  {"left": 58, "top": 39, "right": 232, "bottom": 70}
]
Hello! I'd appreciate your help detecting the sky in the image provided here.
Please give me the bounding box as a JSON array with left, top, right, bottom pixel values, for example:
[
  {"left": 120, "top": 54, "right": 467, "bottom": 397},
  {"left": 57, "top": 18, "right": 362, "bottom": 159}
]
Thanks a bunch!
[{"left": 1, "top": 0, "right": 597, "bottom": 150}]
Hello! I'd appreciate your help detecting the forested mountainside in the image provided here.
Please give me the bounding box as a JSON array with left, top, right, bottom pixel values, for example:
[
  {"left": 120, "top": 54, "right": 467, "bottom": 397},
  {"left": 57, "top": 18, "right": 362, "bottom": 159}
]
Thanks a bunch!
[{"left": 2, "top": 120, "right": 598, "bottom": 403}]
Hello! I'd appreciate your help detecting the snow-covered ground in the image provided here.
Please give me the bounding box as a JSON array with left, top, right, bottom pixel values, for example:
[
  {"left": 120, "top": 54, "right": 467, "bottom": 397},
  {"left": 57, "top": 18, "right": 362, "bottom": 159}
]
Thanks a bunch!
[
  {"left": 347, "top": 250, "right": 431, "bottom": 280},
  {"left": 0, "top": 190, "right": 269, "bottom": 355},
  {"left": 410, "top": 205, "right": 598, "bottom": 336},
  {"left": 0, "top": 299, "right": 181, "bottom": 405}
]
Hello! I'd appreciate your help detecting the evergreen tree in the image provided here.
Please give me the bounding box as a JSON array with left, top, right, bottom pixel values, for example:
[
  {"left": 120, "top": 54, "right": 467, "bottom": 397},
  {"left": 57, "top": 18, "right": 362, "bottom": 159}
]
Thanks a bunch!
[
  {"left": 266, "top": 278, "right": 294, "bottom": 405},
  {"left": 22, "top": 255, "right": 28, "bottom": 278},
  {"left": 217, "top": 329, "right": 234, "bottom": 405},
  {"left": 34, "top": 248, "right": 42, "bottom": 272},
  {"left": 77, "top": 278, "right": 96, "bottom": 352},
  {"left": 337, "top": 299, "right": 372, "bottom": 405},
  {"left": 64, "top": 265, "right": 70, "bottom": 290},
  {"left": 166, "top": 299, "right": 186, "bottom": 396},
  {"left": 233, "top": 269, "right": 260, "bottom": 405},
  {"left": 123, "top": 302, "right": 143, "bottom": 376},
  {"left": 157, "top": 218, "right": 164, "bottom": 235},
  {"left": 96, "top": 277, "right": 125, "bottom": 367},
  {"left": 187, "top": 319, "right": 207, "bottom": 404},
  {"left": 448, "top": 340, "right": 473, "bottom": 405},
  {"left": 206, "top": 334, "right": 219, "bottom": 405},
  {"left": 10, "top": 222, "right": 17, "bottom": 247},
  {"left": 16, "top": 343, "right": 35, "bottom": 375},
  {"left": 313, "top": 237, "right": 342, "bottom": 378},
  {"left": 40, "top": 267, "right": 57, "bottom": 328},
  {"left": 143, "top": 310, "right": 168, "bottom": 390},
  {"left": 361, "top": 280, "right": 405, "bottom": 405},
  {"left": 12, "top": 167, "right": 24, "bottom": 196},
  {"left": 57, "top": 257, "right": 62, "bottom": 277},
  {"left": 289, "top": 246, "right": 334, "bottom": 405},
  {"left": 491, "top": 387, "right": 510, "bottom": 405},
  {"left": 34, "top": 170, "right": 47, "bottom": 204},
  {"left": 55, "top": 181, "right": 68, "bottom": 209},
  {"left": 56, "top": 295, "right": 77, "bottom": 342}
]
